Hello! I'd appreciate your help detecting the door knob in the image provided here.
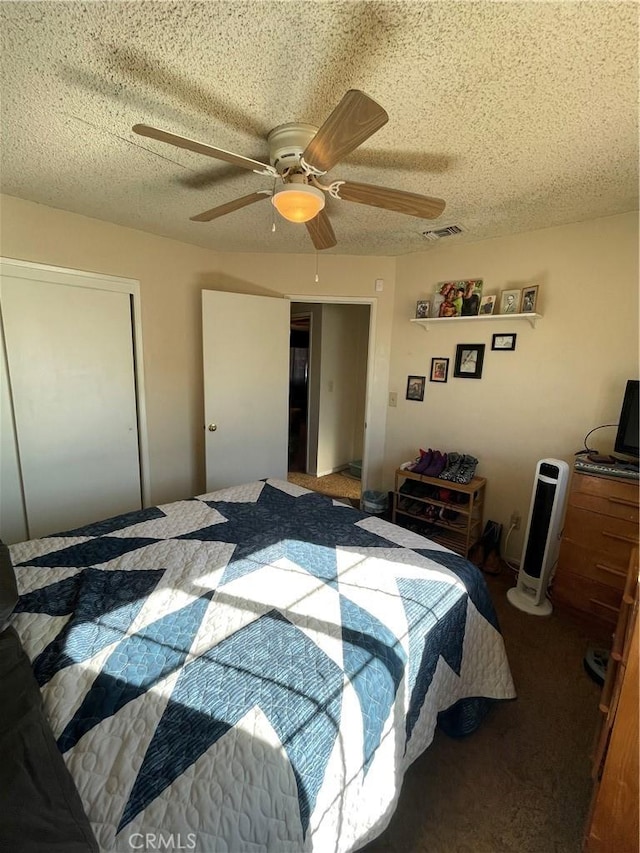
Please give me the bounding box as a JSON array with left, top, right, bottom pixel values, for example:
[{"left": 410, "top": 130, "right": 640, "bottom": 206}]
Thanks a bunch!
[{"left": 207, "top": 423, "right": 217, "bottom": 432}]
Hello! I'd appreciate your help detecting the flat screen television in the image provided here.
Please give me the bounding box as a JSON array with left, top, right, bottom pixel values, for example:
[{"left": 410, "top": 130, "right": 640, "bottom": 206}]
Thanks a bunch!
[{"left": 614, "top": 379, "right": 639, "bottom": 462}]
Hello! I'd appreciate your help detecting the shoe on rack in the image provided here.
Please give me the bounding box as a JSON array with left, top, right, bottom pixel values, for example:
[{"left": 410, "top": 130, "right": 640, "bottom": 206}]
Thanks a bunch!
[
  {"left": 426, "top": 451, "right": 448, "bottom": 477},
  {"left": 408, "top": 448, "right": 429, "bottom": 471},
  {"left": 439, "top": 452, "right": 462, "bottom": 481},
  {"left": 413, "top": 449, "right": 433, "bottom": 475},
  {"left": 421, "top": 450, "right": 441, "bottom": 476},
  {"left": 439, "top": 508, "right": 459, "bottom": 523},
  {"left": 407, "top": 454, "right": 426, "bottom": 471},
  {"left": 454, "top": 454, "right": 479, "bottom": 484},
  {"left": 425, "top": 504, "right": 440, "bottom": 522}
]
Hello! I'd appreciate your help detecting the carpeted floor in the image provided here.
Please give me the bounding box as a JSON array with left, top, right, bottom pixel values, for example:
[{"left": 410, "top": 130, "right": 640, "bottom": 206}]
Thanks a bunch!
[
  {"left": 363, "top": 571, "right": 602, "bottom": 853},
  {"left": 288, "top": 470, "right": 362, "bottom": 502}
]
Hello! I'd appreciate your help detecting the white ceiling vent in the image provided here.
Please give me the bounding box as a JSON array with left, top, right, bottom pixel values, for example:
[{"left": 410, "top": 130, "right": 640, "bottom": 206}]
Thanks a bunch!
[{"left": 422, "top": 224, "right": 465, "bottom": 241}]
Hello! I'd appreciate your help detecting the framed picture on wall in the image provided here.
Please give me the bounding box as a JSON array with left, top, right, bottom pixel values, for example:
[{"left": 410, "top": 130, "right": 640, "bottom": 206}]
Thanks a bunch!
[
  {"left": 454, "top": 344, "right": 485, "bottom": 379},
  {"left": 492, "top": 333, "right": 517, "bottom": 351},
  {"left": 406, "top": 375, "right": 426, "bottom": 401},
  {"left": 430, "top": 357, "right": 449, "bottom": 383}
]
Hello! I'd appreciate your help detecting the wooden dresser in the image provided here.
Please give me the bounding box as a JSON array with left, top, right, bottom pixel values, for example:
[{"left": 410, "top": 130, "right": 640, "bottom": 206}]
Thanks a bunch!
[
  {"left": 552, "top": 468, "right": 639, "bottom": 636},
  {"left": 583, "top": 548, "right": 639, "bottom": 851}
]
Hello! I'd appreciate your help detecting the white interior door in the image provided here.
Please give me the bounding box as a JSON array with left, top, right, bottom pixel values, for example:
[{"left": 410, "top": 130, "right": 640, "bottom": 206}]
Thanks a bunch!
[
  {"left": 202, "top": 290, "right": 289, "bottom": 491},
  {"left": 1, "top": 274, "right": 142, "bottom": 538}
]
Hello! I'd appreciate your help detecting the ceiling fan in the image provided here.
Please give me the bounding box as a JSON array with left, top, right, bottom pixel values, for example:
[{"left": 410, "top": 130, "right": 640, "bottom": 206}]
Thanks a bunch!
[{"left": 133, "top": 90, "right": 445, "bottom": 250}]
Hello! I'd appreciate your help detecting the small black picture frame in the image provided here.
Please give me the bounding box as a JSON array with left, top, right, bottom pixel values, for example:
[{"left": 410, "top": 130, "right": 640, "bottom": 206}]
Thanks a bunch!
[
  {"left": 406, "top": 375, "right": 426, "bottom": 401},
  {"left": 454, "top": 344, "right": 485, "bottom": 379},
  {"left": 491, "top": 333, "right": 517, "bottom": 351},
  {"left": 430, "top": 357, "right": 449, "bottom": 383}
]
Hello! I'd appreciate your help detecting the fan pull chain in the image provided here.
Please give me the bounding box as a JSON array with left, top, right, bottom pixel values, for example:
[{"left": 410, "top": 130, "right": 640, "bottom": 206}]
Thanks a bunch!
[
  {"left": 271, "top": 179, "right": 277, "bottom": 232},
  {"left": 315, "top": 252, "right": 319, "bottom": 283}
]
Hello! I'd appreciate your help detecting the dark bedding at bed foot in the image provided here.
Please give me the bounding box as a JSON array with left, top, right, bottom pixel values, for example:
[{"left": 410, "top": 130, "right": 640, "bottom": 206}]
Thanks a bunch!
[{"left": 0, "top": 626, "right": 98, "bottom": 853}]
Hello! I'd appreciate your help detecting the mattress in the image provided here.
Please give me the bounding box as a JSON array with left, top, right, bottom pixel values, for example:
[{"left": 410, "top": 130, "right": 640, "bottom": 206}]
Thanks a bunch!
[{"left": 9, "top": 478, "right": 515, "bottom": 852}]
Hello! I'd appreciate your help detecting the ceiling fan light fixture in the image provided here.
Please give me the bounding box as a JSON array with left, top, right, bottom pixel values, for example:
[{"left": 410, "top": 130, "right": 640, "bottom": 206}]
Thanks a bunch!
[{"left": 271, "top": 184, "right": 325, "bottom": 223}]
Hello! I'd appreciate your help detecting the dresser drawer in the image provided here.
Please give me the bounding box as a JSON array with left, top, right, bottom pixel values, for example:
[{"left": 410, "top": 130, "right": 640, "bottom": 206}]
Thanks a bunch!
[
  {"left": 552, "top": 570, "right": 621, "bottom": 628},
  {"left": 557, "top": 539, "right": 628, "bottom": 591},
  {"left": 573, "top": 472, "right": 640, "bottom": 506},
  {"left": 563, "top": 508, "right": 639, "bottom": 569},
  {"left": 569, "top": 489, "right": 639, "bottom": 524}
]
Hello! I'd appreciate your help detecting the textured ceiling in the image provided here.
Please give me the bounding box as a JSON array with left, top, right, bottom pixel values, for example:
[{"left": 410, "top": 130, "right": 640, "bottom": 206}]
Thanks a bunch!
[{"left": 0, "top": 1, "right": 637, "bottom": 256}]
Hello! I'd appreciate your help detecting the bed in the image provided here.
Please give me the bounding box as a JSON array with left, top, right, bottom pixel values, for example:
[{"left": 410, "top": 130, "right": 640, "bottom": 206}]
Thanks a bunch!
[{"left": 7, "top": 478, "right": 515, "bottom": 852}]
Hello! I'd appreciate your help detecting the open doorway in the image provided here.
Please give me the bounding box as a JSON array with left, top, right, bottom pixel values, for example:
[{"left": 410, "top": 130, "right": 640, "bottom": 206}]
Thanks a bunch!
[
  {"left": 288, "top": 314, "right": 310, "bottom": 473},
  {"left": 287, "top": 301, "right": 370, "bottom": 505}
]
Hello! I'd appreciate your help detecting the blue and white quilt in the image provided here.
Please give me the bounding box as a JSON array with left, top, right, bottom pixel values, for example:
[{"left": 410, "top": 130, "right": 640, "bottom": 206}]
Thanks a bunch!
[{"left": 9, "top": 479, "right": 515, "bottom": 852}]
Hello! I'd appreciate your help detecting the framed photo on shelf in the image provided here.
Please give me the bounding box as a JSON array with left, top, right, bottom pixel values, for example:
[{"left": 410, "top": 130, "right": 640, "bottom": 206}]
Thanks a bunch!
[
  {"left": 406, "top": 375, "right": 426, "bottom": 401},
  {"left": 500, "top": 289, "right": 521, "bottom": 314},
  {"left": 454, "top": 344, "right": 485, "bottom": 379},
  {"left": 460, "top": 279, "right": 483, "bottom": 316},
  {"left": 415, "top": 299, "right": 430, "bottom": 318},
  {"left": 435, "top": 279, "right": 484, "bottom": 317},
  {"left": 521, "top": 285, "right": 539, "bottom": 313},
  {"left": 492, "top": 333, "right": 517, "bottom": 351},
  {"left": 479, "top": 295, "right": 496, "bottom": 315},
  {"left": 430, "top": 357, "right": 449, "bottom": 383},
  {"left": 436, "top": 282, "right": 459, "bottom": 317}
]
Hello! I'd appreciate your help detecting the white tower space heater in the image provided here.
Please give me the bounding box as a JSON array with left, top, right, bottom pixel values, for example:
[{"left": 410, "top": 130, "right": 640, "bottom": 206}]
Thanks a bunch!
[{"left": 507, "top": 459, "right": 570, "bottom": 616}]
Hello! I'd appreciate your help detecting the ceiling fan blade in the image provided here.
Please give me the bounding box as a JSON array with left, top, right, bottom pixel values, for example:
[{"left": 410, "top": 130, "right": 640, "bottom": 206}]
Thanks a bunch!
[
  {"left": 334, "top": 180, "right": 446, "bottom": 219},
  {"left": 190, "top": 191, "right": 271, "bottom": 222},
  {"left": 302, "top": 90, "right": 388, "bottom": 174},
  {"left": 305, "top": 209, "right": 337, "bottom": 250},
  {"left": 133, "top": 124, "right": 277, "bottom": 176}
]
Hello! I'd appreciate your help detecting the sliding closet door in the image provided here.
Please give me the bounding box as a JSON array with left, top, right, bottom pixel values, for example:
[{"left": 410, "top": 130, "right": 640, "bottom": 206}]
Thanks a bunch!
[{"left": 1, "top": 272, "right": 142, "bottom": 539}]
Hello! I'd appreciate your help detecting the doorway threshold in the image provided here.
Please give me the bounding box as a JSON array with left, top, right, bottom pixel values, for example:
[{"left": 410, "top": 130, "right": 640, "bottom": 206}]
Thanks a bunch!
[{"left": 287, "top": 471, "right": 361, "bottom": 506}]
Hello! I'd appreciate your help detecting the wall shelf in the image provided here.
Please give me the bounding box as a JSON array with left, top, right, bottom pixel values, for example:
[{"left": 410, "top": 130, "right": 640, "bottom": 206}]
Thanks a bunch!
[{"left": 410, "top": 312, "right": 542, "bottom": 331}]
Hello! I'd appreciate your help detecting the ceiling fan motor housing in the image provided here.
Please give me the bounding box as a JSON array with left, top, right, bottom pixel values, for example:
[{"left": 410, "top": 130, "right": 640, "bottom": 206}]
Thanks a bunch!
[{"left": 267, "top": 122, "right": 318, "bottom": 175}]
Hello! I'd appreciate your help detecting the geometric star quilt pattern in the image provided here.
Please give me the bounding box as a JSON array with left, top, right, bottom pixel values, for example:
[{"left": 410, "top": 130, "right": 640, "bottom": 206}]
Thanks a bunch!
[{"left": 9, "top": 479, "right": 516, "bottom": 853}]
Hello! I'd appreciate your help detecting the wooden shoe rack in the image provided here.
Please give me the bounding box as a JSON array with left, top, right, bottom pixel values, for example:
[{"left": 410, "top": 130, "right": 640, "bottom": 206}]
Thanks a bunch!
[{"left": 392, "top": 468, "right": 486, "bottom": 556}]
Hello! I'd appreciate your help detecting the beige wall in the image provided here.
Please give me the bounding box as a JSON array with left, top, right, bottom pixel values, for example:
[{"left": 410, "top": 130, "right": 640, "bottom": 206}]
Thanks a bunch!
[
  {"left": 2, "top": 193, "right": 635, "bottom": 555},
  {"left": 0, "top": 194, "right": 395, "bottom": 505},
  {"left": 388, "top": 212, "right": 639, "bottom": 559}
]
